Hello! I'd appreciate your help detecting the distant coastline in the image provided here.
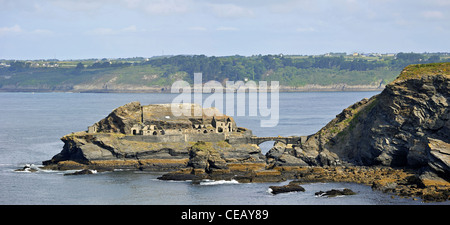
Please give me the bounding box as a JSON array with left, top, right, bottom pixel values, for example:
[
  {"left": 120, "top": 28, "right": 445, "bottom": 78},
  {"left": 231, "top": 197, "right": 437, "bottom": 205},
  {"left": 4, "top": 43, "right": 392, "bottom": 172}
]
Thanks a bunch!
[
  {"left": 0, "top": 83, "right": 385, "bottom": 93},
  {"left": 2, "top": 53, "right": 449, "bottom": 94}
]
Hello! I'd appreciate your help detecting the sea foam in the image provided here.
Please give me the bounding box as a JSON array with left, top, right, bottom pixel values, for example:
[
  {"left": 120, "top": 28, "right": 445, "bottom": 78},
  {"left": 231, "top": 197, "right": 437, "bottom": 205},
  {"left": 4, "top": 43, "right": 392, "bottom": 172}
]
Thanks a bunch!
[{"left": 199, "top": 179, "right": 239, "bottom": 185}]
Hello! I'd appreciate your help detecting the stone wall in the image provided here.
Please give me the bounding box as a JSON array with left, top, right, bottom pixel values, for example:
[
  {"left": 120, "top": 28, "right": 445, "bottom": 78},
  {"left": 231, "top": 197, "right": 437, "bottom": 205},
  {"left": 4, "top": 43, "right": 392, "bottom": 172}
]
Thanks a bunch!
[{"left": 123, "top": 133, "right": 229, "bottom": 143}]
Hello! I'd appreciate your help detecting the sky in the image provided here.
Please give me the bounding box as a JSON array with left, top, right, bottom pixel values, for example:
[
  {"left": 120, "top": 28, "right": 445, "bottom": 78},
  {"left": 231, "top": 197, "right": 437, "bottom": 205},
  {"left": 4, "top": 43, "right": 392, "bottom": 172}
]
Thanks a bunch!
[{"left": 1, "top": 0, "right": 449, "bottom": 60}]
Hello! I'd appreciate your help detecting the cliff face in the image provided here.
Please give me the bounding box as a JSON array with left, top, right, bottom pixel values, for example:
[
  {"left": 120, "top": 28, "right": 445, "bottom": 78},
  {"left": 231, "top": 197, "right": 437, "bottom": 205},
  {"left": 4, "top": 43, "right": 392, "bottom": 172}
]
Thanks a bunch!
[
  {"left": 272, "top": 63, "right": 450, "bottom": 180},
  {"left": 96, "top": 101, "right": 142, "bottom": 134}
]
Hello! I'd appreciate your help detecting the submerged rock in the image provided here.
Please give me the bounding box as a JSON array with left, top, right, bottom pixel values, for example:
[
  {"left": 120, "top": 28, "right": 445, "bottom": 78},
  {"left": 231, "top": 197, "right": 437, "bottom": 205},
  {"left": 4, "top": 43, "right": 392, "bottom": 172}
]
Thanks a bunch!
[
  {"left": 269, "top": 182, "right": 306, "bottom": 194},
  {"left": 315, "top": 188, "right": 356, "bottom": 197},
  {"left": 157, "top": 172, "right": 204, "bottom": 181},
  {"left": 64, "top": 169, "right": 97, "bottom": 176},
  {"left": 15, "top": 164, "right": 38, "bottom": 172}
]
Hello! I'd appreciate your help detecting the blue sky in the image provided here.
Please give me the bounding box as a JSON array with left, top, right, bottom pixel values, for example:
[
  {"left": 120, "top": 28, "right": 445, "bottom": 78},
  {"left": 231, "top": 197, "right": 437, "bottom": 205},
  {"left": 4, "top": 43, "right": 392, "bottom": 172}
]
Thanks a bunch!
[{"left": 1, "top": 0, "right": 449, "bottom": 59}]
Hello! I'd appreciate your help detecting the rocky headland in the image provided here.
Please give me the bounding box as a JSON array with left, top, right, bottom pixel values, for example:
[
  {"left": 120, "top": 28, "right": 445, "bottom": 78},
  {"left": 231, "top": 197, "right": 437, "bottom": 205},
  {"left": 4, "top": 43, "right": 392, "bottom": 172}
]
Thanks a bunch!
[
  {"left": 266, "top": 62, "right": 450, "bottom": 201},
  {"left": 42, "top": 62, "right": 450, "bottom": 202}
]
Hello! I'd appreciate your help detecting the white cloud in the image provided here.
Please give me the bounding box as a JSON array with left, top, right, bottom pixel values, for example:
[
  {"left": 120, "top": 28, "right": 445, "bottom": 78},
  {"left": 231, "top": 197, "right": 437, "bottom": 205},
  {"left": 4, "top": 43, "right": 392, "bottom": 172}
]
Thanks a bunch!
[
  {"left": 269, "top": 0, "right": 318, "bottom": 14},
  {"left": 122, "top": 0, "right": 142, "bottom": 8},
  {"left": 209, "top": 3, "right": 254, "bottom": 18},
  {"left": 421, "top": 10, "right": 444, "bottom": 19},
  {"left": 122, "top": 25, "right": 138, "bottom": 32},
  {"left": 188, "top": 26, "right": 207, "bottom": 31},
  {"left": 432, "top": 0, "right": 450, "bottom": 6},
  {"left": 48, "top": 0, "right": 105, "bottom": 12},
  {"left": 0, "top": 25, "right": 53, "bottom": 36},
  {"left": 86, "top": 25, "right": 142, "bottom": 36},
  {"left": 141, "top": 0, "right": 191, "bottom": 15},
  {"left": 31, "top": 29, "right": 54, "bottom": 36},
  {"left": 216, "top": 26, "right": 239, "bottom": 31},
  {"left": 40, "top": 0, "right": 192, "bottom": 15},
  {"left": 88, "top": 27, "right": 115, "bottom": 36},
  {"left": 296, "top": 27, "right": 316, "bottom": 32},
  {"left": 0, "top": 25, "right": 22, "bottom": 36}
]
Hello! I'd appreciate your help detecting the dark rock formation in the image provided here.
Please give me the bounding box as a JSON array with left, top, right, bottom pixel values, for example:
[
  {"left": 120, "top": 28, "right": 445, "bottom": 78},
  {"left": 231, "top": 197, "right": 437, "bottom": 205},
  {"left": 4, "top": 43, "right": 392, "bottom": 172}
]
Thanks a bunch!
[
  {"left": 188, "top": 141, "right": 228, "bottom": 172},
  {"left": 187, "top": 141, "right": 265, "bottom": 172},
  {"left": 96, "top": 101, "right": 142, "bottom": 134},
  {"left": 315, "top": 188, "right": 356, "bottom": 197},
  {"left": 269, "top": 182, "right": 305, "bottom": 194},
  {"left": 266, "top": 141, "right": 309, "bottom": 167},
  {"left": 15, "top": 164, "right": 38, "bottom": 172},
  {"left": 157, "top": 171, "right": 204, "bottom": 181},
  {"left": 42, "top": 131, "right": 193, "bottom": 171},
  {"left": 64, "top": 169, "right": 96, "bottom": 176}
]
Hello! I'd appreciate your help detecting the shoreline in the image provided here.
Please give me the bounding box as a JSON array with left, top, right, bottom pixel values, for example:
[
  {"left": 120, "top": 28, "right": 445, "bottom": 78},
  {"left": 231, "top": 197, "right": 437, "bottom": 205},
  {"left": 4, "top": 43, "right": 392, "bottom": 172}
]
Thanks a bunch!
[{"left": 0, "top": 84, "right": 385, "bottom": 93}]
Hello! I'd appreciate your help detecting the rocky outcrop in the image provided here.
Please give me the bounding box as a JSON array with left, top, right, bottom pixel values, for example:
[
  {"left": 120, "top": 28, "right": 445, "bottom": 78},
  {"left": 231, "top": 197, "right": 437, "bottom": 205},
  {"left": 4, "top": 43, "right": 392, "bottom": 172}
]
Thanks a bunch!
[
  {"left": 187, "top": 141, "right": 265, "bottom": 172},
  {"left": 276, "top": 166, "right": 449, "bottom": 202},
  {"left": 43, "top": 131, "right": 193, "bottom": 171},
  {"left": 64, "top": 169, "right": 97, "bottom": 176},
  {"left": 43, "top": 102, "right": 263, "bottom": 173},
  {"left": 95, "top": 101, "right": 142, "bottom": 134},
  {"left": 427, "top": 138, "right": 450, "bottom": 177},
  {"left": 266, "top": 141, "right": 309, "bottom": 167},
  {"left": 269, "top": 182, "right": 305, "bottom": 194},
  {"left": 315, "top": 188, "right": 356, "bottom": 197},
  {"left": 157, "top": 141, "right": 283, "bottom": 183},
  {"left": 15, "top": 164, "right": 39, "bottom": 172},
  {"left": 269, "top": 63, "right": 450, "bottom": 184}
]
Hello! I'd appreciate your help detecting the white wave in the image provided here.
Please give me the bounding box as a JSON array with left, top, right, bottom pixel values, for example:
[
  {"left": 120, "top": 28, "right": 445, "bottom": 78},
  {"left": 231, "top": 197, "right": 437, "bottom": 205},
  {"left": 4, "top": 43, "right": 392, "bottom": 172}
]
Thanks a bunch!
[
  {"left": 40, "top": 169, "right": 62, "bottom": 173},
  {"left": 165, "top": 180, "right": 191, "bottom": 183},
  {"left": 13, "top": 164, "right": 40, "bottom": 173},
  {"left": 0, "top": 163, "right": 13, "bottom": 166},
  {"left": 315, "top": 193, "right": 325, "bottom": 197},
  {"left": 62, "top": 169, "right": 98, "bottom": 175},
  {"left": 267, "top": 188, "right": 273, "bottom": 194},
  {"left": 14, "top": 169, "right": 32, "bottom": 173},
  {"left": 61, "top": 169, "right": 83, "bottom": 174},
  {"left": 199, "top": 179, "right": 239, "bottom": 185}
]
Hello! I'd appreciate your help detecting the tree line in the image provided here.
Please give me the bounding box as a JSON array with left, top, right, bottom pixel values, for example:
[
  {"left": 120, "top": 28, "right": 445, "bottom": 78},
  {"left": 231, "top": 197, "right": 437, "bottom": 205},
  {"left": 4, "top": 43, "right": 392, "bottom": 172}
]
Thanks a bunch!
[
  {"left": 141, "top": 53, "right": 449, "bottom": 82},
  {"left": 2, "top": 53, "right": 449, "bottom": 84}
]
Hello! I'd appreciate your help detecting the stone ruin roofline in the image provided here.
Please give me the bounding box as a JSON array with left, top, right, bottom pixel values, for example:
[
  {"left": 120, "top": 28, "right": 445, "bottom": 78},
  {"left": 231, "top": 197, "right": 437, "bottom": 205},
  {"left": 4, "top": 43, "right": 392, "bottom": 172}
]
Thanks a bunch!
[
  {"left": 130, "top": 115, "right": 236, "bottom": 136},
  {"left": 133, "top": 104, "right": 236, "bottom": 136},
  {"left": 86, "top": 103, "right": 239, "bottom": 137}
]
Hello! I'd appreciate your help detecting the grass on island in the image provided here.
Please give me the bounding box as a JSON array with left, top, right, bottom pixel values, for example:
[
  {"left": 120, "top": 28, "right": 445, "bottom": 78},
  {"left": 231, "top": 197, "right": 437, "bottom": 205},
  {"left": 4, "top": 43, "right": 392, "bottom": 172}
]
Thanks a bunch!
[{"left": 396, "top": 62, "right": 450, "bottom": 81}]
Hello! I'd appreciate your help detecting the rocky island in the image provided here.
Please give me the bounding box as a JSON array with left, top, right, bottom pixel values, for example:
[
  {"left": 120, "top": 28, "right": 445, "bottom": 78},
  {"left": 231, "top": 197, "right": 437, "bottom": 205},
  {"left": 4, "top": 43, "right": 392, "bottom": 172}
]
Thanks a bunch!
[
  {"left": 43, "top": 62, "right": 450, "bottom": 202},
  {"left": 43, "top": 103, "right": 267, "bottom": 173}
]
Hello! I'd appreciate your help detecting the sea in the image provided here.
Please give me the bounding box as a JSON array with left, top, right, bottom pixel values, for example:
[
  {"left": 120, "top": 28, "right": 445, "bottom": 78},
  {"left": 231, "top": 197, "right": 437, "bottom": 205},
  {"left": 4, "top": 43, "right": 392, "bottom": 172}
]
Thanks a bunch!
[{"left": 0, "top": 91, "right": 447, "bottom": 205}]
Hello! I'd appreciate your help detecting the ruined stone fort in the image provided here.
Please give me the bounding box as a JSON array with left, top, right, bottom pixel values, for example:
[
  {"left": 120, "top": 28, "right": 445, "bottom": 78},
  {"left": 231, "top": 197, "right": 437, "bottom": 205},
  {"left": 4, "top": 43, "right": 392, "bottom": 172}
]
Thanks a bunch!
[
  {"left": 87, "top": 103, "right": 254, "bottom": 144},
  {"left": 86, "top": 103, "right": 304, "bottom": 146}
]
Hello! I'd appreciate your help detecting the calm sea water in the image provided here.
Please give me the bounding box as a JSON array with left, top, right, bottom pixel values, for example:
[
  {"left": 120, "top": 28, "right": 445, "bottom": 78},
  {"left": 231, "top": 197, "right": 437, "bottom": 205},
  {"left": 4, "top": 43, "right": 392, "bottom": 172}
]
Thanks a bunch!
[{"left": 0, "top": 92, "right": 445, "bottom": 205}]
